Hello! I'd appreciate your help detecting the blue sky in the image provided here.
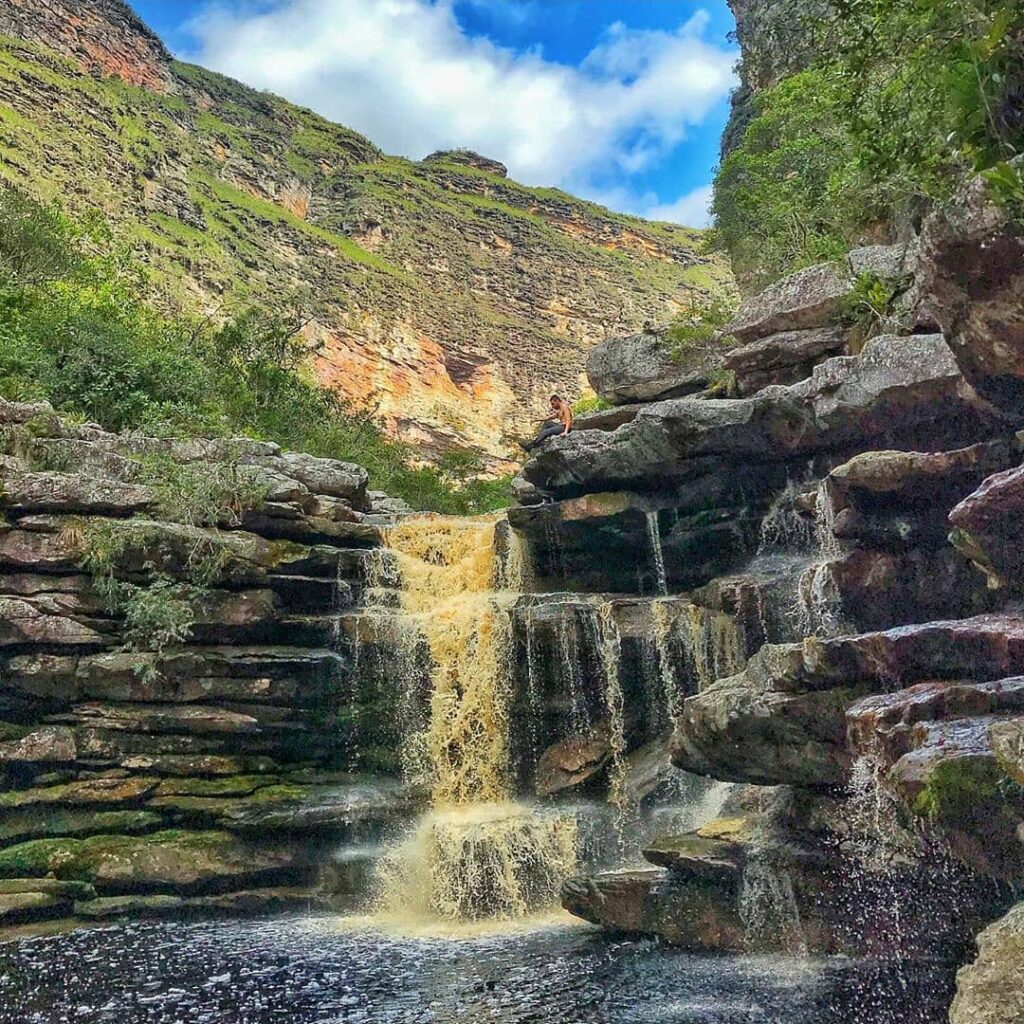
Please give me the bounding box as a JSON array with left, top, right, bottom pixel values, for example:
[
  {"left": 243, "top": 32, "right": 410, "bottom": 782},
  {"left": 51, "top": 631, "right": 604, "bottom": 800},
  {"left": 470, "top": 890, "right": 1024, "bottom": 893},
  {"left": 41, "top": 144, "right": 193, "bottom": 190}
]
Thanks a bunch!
[{"left": 132, "top": 1, "right": 738, "bottom": 226}]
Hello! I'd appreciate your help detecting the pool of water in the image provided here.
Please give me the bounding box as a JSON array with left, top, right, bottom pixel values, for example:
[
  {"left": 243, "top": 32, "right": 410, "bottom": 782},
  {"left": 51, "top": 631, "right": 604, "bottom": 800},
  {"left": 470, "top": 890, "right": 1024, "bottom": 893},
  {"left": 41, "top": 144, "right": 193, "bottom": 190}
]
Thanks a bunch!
[{"left": 0, "top": 914, "right": 956, "bottom": 1024}]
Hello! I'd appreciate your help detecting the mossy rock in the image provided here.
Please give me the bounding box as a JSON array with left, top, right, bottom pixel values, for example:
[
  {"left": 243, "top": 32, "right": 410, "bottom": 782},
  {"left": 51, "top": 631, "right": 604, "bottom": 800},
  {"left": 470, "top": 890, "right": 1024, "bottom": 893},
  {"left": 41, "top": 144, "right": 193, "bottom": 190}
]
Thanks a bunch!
[
  {"left": 0, "top": 776, "right": 158, "bottom": 811},
  {"left": 0, "top": 808, "right": 162, "bottom": 844},
  {"left": 152, "top": 775, "right": 284, "bottom": 799},
  {"left": 0, "top": 829, "right": 299, "bottom": 893}
]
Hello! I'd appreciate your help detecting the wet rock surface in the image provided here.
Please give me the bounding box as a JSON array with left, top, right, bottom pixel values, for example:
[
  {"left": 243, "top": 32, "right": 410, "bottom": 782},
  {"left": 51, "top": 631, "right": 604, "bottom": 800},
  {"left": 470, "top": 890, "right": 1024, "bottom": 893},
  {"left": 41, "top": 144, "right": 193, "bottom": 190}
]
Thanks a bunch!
[{"left": 950, "top": 901, "right": 1024, "bottom": 1024}]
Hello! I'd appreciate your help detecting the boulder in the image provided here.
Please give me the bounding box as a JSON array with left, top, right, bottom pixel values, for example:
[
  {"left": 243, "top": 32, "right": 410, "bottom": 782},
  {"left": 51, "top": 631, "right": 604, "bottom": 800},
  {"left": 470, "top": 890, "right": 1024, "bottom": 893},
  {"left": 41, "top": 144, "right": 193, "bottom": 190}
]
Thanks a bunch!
[
  {"left": 74, "top": 894, "right": 184, "bottom": 919},
  {"left": 251, "top": 452, "right": 369, "bottom": 509},
  {"left": 573, "top": 404, "right": 644, "bottom": 432},
  {"left": 0, "top": 398, "right": 56, "bottom": 426},
  {"left": 671, "top": 665, "right": 861, "bottom": 787},
  {"left": 522, "top": 335, "right": 1006, "bottom": 499},
  {"left": 991, "top": 718, "right": 1024, "bottom": 786},
  {"left": 847, "top": 243, "right": 909, "bottom": 281},
  {"left": 723, "top": 327, "right": 847, "bottom": 396},
  {"left": 918, "top": 164, "right": 1024, "bottom": 406},
  {"left": 536, "top": 727, "right": 612, "bottom": 797},
  {"left": 727, "top": 262, "right": 852, "bottom": 343},
  {"left": 0, "top": 808, "right": 162, "bottom": 845},
  {"left": 672, "top": 617, "right": 1024, "bottom": 788},
  {"left": 586, "top": 331, "right": 712, "bottom": 406},
  {"left": 950, "top": 901, "right": 1024, "bottom": 1024},
  {"left": 561, "top": 868, "right": 745, "bottom": 950},
  {"left": 0, "top": 891, "right": 70, "bottom": 924}
]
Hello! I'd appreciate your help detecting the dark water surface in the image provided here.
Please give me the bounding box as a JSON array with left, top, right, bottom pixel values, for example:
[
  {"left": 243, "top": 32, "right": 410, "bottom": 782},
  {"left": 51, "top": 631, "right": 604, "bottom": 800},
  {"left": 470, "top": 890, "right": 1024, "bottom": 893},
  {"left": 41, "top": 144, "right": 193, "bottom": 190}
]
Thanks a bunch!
[{"left": 0, "top": 915, "right": 955, "bottom": 1024}]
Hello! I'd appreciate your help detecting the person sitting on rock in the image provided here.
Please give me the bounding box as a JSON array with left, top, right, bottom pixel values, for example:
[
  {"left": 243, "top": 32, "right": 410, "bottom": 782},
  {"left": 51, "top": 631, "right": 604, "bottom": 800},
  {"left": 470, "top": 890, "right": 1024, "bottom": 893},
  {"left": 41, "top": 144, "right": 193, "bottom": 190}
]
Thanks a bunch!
[{"left": 520, "top": 394, "right": 573, "bottom": 452}]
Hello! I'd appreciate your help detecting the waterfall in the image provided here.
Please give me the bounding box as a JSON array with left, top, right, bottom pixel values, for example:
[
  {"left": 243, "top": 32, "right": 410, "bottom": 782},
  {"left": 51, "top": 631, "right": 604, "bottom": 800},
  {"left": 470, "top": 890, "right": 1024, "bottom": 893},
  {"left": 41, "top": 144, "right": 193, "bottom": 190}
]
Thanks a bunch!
[
  {"left": 370, "top": 515, "right": 578, "bottom": 924},
  {"left": 758, "top": 478, "right": 816, "bottom": 555},
  {"left": 651, "top": 599, "right": 745, "bottom": 704},
  {"left": 595, "top": 602, "right": 628, "bottom": 812},
  {"left": 794, "top": 560, "right": 845, "bottom": 638},
  {"left": 740, "top": 855, "right": 810, "bottom": 955},
  {"left": 644, "top": 511, "right": 668, "bottom": 596}
]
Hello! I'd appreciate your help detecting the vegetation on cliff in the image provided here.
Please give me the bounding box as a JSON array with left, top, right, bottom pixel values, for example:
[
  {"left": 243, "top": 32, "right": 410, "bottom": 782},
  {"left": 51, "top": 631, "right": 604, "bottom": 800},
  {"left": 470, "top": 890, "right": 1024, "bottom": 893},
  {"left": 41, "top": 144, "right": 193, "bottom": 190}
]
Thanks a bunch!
[
  {"left": 0, "top": 21, "right": 729, "bottom": 464},
  {"left": 715, "top": 0, "right": 1024, "bottom": 285},
  {"left": 0, "top": 185, "right": 509, "bottom": 512}
]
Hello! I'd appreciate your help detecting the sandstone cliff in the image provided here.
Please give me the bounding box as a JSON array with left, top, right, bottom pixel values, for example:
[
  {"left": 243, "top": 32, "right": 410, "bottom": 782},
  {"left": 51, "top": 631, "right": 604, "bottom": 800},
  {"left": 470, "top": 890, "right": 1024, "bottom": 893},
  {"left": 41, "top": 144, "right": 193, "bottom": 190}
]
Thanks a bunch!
[{"left": 0, "top": 0, "right": 730, "bottom": 471}]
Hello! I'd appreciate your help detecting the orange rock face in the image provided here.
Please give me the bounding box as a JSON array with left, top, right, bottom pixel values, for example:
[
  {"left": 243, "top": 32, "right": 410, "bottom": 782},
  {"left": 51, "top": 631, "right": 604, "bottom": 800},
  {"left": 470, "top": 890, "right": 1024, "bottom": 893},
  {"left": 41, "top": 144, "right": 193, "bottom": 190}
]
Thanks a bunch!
[{"left": 0, "top": 0, "right": 172, "bottom": 93}]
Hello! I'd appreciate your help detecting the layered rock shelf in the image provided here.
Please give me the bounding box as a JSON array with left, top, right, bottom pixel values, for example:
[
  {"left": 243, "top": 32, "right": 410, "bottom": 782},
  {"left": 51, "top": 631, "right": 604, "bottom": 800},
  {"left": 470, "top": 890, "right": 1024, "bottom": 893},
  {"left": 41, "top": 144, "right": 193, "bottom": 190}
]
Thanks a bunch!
[
  {"left": 514, "top": 167, "right": 1024, "bottom": 1015},
  {"left": 0, "top": 399, "right": 423, "bottom": 927}
]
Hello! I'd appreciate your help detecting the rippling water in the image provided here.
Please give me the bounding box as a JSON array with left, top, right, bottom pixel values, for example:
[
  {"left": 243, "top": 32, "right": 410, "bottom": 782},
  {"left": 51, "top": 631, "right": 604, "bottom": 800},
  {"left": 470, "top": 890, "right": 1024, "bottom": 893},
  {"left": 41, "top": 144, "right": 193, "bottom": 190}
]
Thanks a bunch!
[{"left": 0, "top": 915, "right": 955, "bottom": 1024}]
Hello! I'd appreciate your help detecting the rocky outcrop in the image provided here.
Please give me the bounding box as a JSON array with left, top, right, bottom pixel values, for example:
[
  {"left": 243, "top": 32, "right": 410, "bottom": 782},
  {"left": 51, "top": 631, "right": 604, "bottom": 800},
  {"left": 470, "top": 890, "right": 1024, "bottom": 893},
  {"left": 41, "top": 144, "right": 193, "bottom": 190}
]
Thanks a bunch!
[
  {"left": 518, "top": 221, "right": 1024, "bottom": 1007},
  {"left": 949, "top": 464, "right": 1024, "bottom": 591},
  {"left": 917, "top": 163, "right": 1024, "bottom": 409},
  {"left": 522, "top": 334, "right": 1008, "bottom": 500},
  {"left": 0, "top": 398, "right": 418, "bottom": 927},
  {"left": 723, "top": 326, "right": 847, "bottom": 396}
]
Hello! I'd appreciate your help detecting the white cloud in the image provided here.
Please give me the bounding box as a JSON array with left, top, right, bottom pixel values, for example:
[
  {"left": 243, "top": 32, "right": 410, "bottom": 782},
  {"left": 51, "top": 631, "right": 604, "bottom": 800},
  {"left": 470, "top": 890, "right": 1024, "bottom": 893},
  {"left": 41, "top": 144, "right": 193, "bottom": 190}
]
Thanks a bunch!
[
  {"left": 184, "top": 0, "right": 736, "bottom": 217},
  {"left": 644, "top": 183, "right": 715, "bottom": 228}
]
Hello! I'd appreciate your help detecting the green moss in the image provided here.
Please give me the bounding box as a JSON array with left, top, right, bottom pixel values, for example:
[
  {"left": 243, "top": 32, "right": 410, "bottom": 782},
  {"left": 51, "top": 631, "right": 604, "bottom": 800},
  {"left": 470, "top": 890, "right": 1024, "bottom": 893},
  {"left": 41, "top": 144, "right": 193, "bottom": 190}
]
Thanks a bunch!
[
  {"left": 0, "top": 837, "right": 77, "bottom": 877},
  {"left": 153, "top": 775, "right": 283, "bottom": 799},
  {"left": 0, "top": 809, "right": 162, "bottom": 844},
  {"left": 199, "top": 174, "right": 400, "bottom": 274},
  {"left": 914, "top": 756, "right": 1007, "bottom": 822}
]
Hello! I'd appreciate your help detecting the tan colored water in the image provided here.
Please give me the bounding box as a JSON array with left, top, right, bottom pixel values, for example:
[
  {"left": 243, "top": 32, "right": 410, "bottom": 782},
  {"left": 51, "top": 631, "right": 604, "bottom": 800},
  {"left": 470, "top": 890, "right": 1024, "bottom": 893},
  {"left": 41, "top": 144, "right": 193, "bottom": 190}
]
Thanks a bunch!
[{"left": 371, "top": 515, "right": 578, "bottom": 925}]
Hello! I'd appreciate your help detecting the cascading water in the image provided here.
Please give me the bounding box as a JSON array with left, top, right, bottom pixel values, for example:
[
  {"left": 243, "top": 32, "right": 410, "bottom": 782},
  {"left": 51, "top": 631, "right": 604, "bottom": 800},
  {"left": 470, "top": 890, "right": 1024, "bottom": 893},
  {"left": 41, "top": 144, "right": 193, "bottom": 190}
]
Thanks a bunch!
[
  {"left": 369, "top": 516, "right": 578, "bottom": 924},
  {"left": 644, "top": 511, "right": 669, "bottom": 596}
]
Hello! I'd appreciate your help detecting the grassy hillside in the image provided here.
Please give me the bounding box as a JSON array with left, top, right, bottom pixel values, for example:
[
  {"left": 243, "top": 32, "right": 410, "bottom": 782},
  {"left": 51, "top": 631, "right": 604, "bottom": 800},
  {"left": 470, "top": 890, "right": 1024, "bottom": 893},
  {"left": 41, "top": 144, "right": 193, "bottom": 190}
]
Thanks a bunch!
[{"left": 0, "top": 17, "right": 731, "bottom": 468}]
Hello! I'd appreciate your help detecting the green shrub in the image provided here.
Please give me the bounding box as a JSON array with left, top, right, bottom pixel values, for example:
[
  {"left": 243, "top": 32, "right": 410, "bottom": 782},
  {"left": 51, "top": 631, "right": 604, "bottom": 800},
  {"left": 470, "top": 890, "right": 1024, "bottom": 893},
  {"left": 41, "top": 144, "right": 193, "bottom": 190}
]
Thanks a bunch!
[
  {"left": 712, "top": 68, "right": 872, "bottom": 287},
  {"left": 663, "top": 295, "right": 737, "bottom": 363},
  {"left": 571, "top": 394, "right": 612, "bottom": 416},
  {"left": 715, "top": 0, "right": 1023, "bottom": 284},
  {"left": 135, "top": 453, "right": 268, "bottom": 528},
  {"left": 0, "top": 186, "right": 508, "bottom": 514}
]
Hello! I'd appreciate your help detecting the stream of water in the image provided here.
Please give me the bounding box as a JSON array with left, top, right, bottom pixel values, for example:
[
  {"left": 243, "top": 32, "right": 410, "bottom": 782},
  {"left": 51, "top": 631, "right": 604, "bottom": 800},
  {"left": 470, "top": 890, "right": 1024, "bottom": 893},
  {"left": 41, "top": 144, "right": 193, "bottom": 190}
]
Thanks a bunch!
[{"left": 0, "top": 916, "right": 956, "bottom": 1024}]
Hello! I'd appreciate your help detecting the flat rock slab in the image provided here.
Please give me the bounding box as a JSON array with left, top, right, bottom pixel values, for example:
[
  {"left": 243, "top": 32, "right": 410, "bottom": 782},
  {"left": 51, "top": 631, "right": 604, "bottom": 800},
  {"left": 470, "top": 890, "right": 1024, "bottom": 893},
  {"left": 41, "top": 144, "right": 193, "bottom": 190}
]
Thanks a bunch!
[{"left": 642, "top": 834, "right": 746, "bottom": 882}]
